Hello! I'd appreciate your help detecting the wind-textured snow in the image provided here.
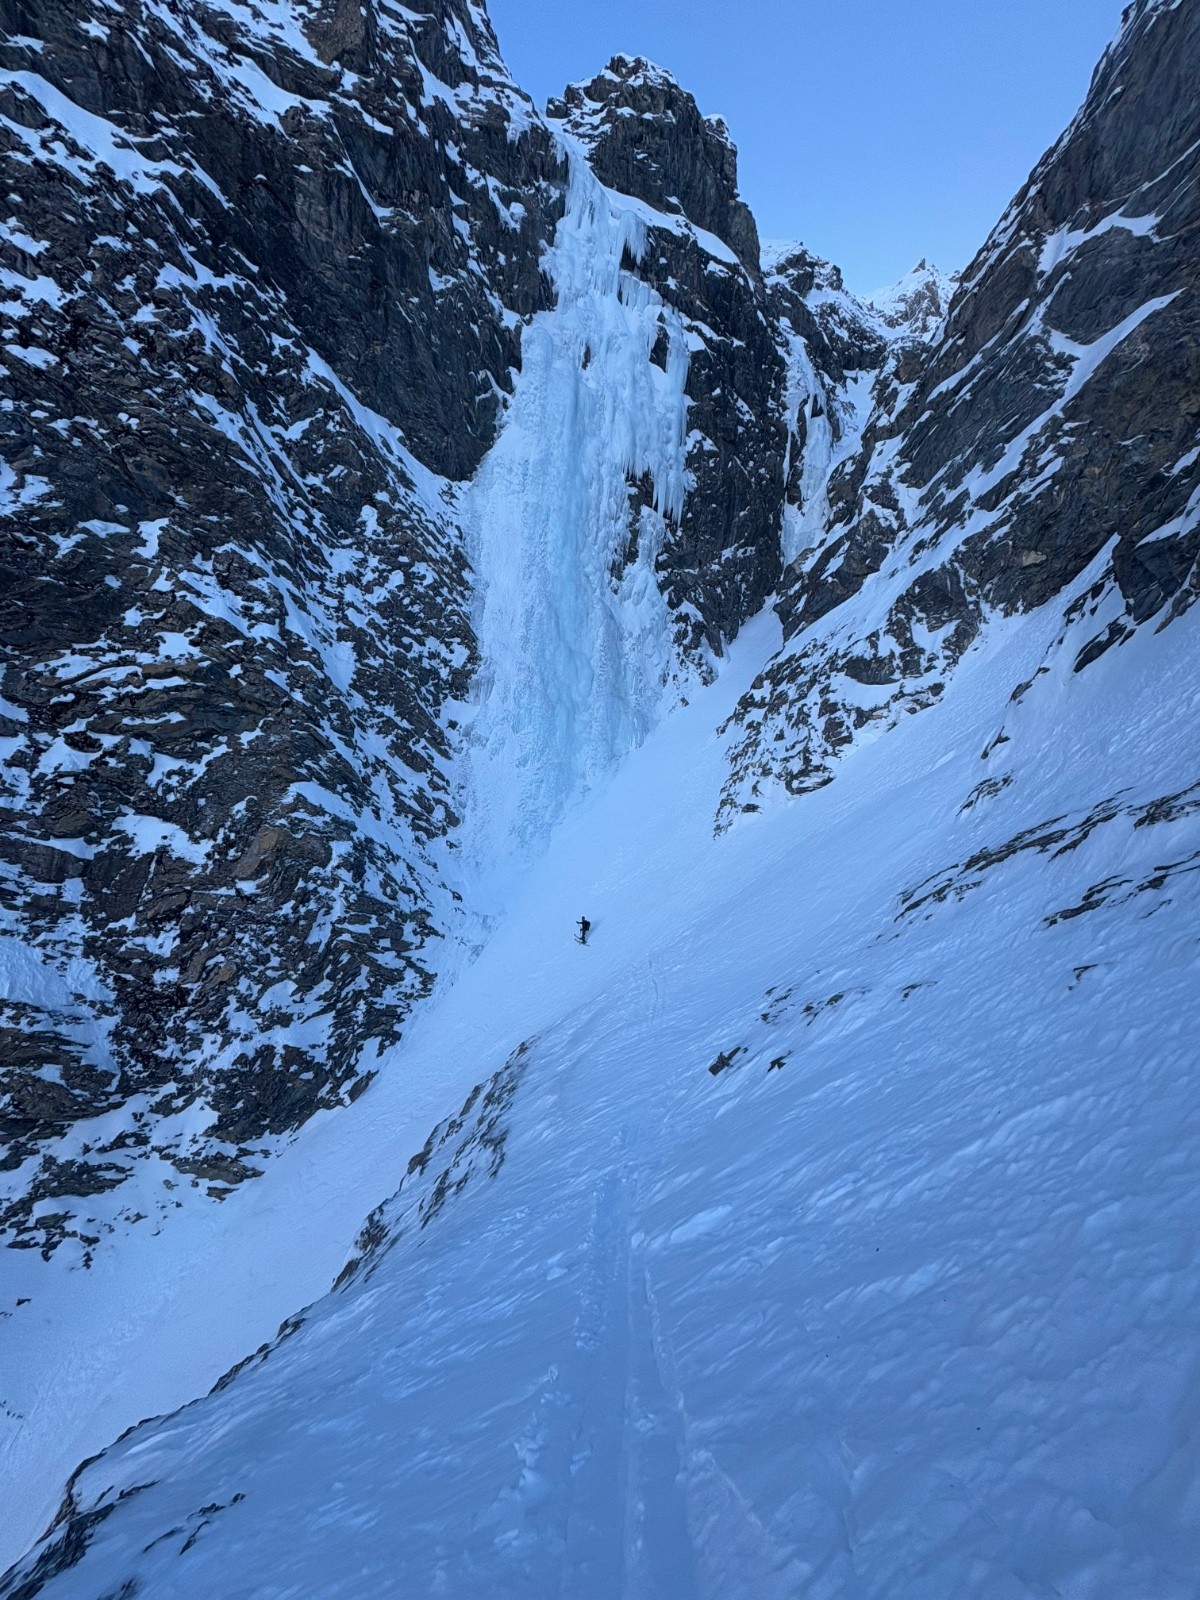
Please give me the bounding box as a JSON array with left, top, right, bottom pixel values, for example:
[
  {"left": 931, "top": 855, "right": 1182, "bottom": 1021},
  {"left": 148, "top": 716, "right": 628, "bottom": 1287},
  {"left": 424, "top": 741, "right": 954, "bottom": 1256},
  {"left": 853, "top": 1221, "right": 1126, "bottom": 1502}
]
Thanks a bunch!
[{"left": 3, "top": 563, "right": 1198, "bottom": 1597}]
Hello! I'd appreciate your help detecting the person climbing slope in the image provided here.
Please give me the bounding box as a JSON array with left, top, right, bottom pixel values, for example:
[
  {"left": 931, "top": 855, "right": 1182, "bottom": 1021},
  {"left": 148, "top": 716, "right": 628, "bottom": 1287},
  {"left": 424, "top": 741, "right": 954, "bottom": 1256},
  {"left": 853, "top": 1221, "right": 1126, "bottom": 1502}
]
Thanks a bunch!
[{"left": 576, "top": 916, "right": 591, "bottom": 946}]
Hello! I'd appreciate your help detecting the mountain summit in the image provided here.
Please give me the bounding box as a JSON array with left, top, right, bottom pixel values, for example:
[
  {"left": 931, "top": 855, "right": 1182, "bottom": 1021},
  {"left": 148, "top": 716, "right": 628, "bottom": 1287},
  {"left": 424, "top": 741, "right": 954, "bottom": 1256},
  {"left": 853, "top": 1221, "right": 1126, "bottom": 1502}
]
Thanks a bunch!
[{"left": 547, "top": 54, "right": 762, "bottom": 269}]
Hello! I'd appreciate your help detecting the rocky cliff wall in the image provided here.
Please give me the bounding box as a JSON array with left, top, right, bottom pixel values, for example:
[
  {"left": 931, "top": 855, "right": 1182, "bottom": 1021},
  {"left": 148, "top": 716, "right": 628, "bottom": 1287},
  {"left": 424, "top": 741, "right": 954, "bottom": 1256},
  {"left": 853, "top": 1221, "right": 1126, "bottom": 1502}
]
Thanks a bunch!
[
  {"left": 720, "top": 0, "right": 1199, "bottom": 823},
  {"left": 0, "top": 6, "right": 809, "bottom": 1250},
  {"left": 0, "top": 0, "right": 567, "bottom": 1250}
]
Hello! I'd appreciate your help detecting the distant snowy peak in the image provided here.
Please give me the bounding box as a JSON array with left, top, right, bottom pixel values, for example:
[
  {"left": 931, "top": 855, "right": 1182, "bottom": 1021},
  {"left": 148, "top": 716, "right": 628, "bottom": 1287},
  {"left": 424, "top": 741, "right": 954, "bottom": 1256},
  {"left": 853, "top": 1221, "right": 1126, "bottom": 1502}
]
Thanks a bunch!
[
  {"left": 546, "top": 54, "right": 760, "bottom": 269},
  {"left": 867, "top": 259, "right": 956, "bottom": 341},
  {"left": 761, "top": 243, "right": 952, "bottom": 351}
]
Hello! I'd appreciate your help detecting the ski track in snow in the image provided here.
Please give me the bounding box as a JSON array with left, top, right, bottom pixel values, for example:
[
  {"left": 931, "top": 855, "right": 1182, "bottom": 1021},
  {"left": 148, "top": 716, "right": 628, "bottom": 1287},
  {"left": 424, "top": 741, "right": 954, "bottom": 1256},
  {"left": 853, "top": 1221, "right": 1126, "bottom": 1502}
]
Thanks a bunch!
[
  {"left": 2, "top": 577, "right": 1199, "bottom": 1594},
  {"left": 3, "top": 92, "right": 1200, "bottom": 1597},
  {"left": 0, "top": 138, "right": 691, "bottom": 1571}
]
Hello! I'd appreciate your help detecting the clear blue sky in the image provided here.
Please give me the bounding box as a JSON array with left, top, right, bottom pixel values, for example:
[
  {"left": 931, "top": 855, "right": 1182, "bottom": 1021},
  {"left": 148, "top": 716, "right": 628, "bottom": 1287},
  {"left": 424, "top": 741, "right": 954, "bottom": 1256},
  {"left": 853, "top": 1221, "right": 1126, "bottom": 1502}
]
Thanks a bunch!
[{"left": 487, "top": 0, "right": 1128, "bottom": 294}]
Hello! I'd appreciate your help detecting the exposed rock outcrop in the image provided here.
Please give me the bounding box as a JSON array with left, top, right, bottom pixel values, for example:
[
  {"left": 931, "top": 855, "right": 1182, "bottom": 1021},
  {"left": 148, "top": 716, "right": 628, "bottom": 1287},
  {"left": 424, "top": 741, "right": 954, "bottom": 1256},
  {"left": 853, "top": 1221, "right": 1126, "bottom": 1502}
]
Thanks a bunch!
[
  {"left": 548, "top": 55, "right": 760, "bottom": 270},
  {"left": 867, "top": 259, "right": 955, "bottom": 345},
  {"left": 720, "top": 0, "right": 1199, "bottom": 823},
  {"left": 0, "top": 0, "right": 564, "bottom": 1250},
  {"left": 551, "top": 58, "right": 791, "bottom": 661}
]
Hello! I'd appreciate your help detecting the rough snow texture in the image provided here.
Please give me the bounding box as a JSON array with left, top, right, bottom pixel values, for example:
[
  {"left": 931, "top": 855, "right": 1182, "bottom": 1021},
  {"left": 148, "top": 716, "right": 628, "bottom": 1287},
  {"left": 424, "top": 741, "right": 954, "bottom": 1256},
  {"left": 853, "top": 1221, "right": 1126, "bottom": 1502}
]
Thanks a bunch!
[{"left": 1, "top": 0, "right": 1199, "bottom": 1592}]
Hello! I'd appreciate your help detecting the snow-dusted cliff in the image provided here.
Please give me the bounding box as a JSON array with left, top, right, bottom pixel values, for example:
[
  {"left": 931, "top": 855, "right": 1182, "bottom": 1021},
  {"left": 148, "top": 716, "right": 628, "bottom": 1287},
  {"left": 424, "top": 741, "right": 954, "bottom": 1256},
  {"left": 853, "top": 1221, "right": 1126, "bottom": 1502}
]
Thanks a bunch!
[
  {"left": 0, "top": 12, "right": 796, "bottom": 1251},
  {"left": 1, "top": 0, "right": 1198, "bottom": 1593}
]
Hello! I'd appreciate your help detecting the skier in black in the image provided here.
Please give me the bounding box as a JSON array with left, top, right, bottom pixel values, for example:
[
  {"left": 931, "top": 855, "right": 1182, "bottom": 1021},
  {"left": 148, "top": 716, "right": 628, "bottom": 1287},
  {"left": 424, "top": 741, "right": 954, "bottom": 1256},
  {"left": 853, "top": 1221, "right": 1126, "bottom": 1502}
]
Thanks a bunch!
[{"left": 577, "top": 915, "right": 591, "bottom": 945}]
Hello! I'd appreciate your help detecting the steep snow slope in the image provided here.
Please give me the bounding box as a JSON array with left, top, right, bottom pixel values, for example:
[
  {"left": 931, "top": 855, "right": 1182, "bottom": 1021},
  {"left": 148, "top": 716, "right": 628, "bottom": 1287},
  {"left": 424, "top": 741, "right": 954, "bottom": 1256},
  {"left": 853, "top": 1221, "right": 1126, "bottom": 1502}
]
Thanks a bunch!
[
  {"left": 0, "top": 48, "right": 826, "bottom": 1557},
  {"left": 0, "top": 99, "right": 817, "bottom": 1573},
  {"left": 4, "top": 567, "right": 1198, "bottom": 1596},
  {"left": 0, "top": 613, "right": 773, "bottom": 1575},
  {"left": 2, "top": 0, "right": 1198, "bottom": 1591}
]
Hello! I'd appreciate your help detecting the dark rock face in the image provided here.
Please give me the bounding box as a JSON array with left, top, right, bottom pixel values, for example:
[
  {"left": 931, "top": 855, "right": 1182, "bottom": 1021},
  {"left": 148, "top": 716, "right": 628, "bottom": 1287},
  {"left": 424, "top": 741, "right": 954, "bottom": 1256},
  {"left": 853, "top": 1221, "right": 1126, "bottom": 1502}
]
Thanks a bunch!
[
  {"left": 627, "top": 226, "right": 787, "bottom": 662},
  {"left": 552, "top": 61, "right": 790, "bottom": 661},
  {"left": 548, "top": 55, "right": 761, "bottom": 271},
  {"left": 761, "top": 244, "right": 893, "bottom": 581},
  {"left": 1, "top": 0, "right": 562, "bottom": 480},
  {"left": 721, "top": 0, "right": 1200, "bottom": 822},
  {"left": 3, "top": 0, "right": 1194, "bottom": 1250},
  {"left": 0, "top": 0, "right": 564, "bottom": 1251},
  {"left": 766, "top": 245, "right": 890, "bottom": 391},
  {"left": 889, "top": 0, "right": 1200, "bottom": 631},
  {"left": 0, "top": 4, "right": 800, "bottom": 1247}
]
